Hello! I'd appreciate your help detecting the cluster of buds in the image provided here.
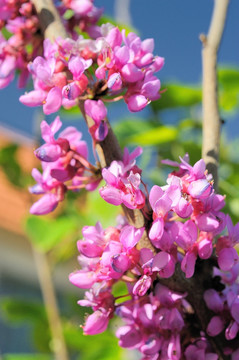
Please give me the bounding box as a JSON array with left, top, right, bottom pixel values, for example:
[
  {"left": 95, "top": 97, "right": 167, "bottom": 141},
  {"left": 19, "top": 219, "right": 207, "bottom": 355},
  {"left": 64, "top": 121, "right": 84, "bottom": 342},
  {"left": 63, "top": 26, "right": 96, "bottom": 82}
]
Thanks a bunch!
[
  {"left": 18, "top": 24, "right": 163, "bottom": 130},
  {"left": 69, "top": 152, "right": 239, "bottom": 359},
  {"left": 30, "top": 116, "right": 101, "bottom": 215},
  {"left": 0, "top": 0, "right": 103, "bottom": 89}
]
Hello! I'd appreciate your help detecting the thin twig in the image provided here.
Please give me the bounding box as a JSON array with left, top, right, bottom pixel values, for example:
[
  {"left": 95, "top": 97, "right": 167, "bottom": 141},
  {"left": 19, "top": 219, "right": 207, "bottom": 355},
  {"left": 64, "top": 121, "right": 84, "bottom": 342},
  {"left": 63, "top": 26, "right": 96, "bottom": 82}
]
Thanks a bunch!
[
  {"left": 201, "top": 0, "right": 230, "bottom": 191},
  {"left": 31, "top": 0, "right": 68, "bottom": 41},
  {"left": 33, "top": 248, "right": 69, "bottom": 360}
]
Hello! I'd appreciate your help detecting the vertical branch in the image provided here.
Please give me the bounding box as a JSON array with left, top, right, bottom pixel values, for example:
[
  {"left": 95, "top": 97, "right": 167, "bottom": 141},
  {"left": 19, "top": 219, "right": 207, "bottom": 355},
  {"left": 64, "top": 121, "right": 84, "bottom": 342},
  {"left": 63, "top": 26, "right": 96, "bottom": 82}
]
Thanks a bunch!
[
  {"left": 33, "top": 248, "right": 69, "bottom": 360},
  {"left": 201, "top": 0, "right": 230, "bottom": 191},
  {"left": 31, "top": 0, "right": 68, "bottom": 40}
]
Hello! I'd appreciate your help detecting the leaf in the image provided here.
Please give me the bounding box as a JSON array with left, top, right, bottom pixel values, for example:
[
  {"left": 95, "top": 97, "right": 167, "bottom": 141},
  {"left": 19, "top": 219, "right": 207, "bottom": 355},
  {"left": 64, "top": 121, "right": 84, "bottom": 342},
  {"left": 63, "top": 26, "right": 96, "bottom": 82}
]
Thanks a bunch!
[
  {"left": 97, "top": 15, "right": 138, "bottom": 36},
  {"left": 3, "top": 355, "right": 52, "bottom": 360},
  {"left": 1, "top": 27, "right": 12, "bottom": 40},
  {"left": 0, "top": 144, "right": 25, "bottom": 187},
  {"left": 60, "top": 105, "right": 82, "bottom": 117},
  {"left": 151, "top": 83, "right": 202, "bottom": 112},
  {"left": 85, "top": 190, "right": 120, "bottom": 228},
  {"left": 218, "top": 68, "right": 239, "bottom": 90},
  {"left": 229, "top": 198, "right": 239, "bottom": 217},
  {"left": 128, "top": 126, "right": 178, "bottom": 146},
  {"left": 63, "top": 9, "right": 74, "bottom": 20},
  {"left": 1, "top": 297, "right": 47, "bottom": 324},
  {"left": 25, "top": 216, "right": 77, "bottom": 252},
  {"left": 64, "top": 322, "right": 124, "bottom": 360}
]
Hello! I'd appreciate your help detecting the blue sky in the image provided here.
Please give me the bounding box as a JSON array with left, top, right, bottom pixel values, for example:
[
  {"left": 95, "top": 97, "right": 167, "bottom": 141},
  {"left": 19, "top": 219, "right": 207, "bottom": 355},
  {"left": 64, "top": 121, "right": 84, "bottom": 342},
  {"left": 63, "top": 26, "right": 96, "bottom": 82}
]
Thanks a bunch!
[{"left": 0, "top": 0, "right": 238, "bottom": 138}]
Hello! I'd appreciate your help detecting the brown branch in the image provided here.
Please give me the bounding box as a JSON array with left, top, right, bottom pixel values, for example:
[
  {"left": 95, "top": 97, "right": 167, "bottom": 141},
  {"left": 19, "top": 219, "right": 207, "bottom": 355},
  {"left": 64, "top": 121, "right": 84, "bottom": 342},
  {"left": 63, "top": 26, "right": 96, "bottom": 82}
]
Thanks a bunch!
[
  {"left": 201, "top": 0, "right": 230, "bottom": 191},
  {"left": 33, "top": 248, "right": 69, "bottom": 360},
  {"left": 31, "top": 0, "right": 68, "bottom": 41},
  {"left": 78, "top": 101, "right": 154, "bottom": 251}
]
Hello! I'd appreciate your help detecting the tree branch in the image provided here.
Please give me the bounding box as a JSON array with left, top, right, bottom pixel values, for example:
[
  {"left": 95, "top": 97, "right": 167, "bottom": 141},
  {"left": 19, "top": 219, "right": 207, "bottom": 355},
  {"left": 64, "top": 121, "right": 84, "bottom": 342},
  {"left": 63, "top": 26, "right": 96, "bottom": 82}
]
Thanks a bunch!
[
  {"left": 33, "top": 248, "right": 69, "bottom": 360},
  {"left": 31, "top": 0, "right": 68, "bottom": 40},
  {"left": 201, "top": 0, "right": 230, "bottom": 191}
]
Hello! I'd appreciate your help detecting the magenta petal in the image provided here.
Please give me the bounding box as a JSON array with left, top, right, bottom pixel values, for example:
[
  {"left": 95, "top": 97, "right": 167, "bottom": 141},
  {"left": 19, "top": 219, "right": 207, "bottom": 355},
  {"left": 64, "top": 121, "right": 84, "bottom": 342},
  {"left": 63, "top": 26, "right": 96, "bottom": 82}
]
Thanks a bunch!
[
  {"left": 181, "top": 251, "right": 197, "bottom": 278},
  {"left": 68, "top": 56, "right": 85, "bottom": 80},
  {"left": 149, "top": 185, "right": 164, "bottom": 209},
  {"left": 133, "top": 275, "right": 152, "bottom": 296},
  {"left": 231, "top": 300, "right": 239, "bottom": 323},
  {"left": 43, "top": 87, "right": 62, "bottom": 115},
  {"left": 127, "top": 94, "right": 148, "bottom": 112},
  {"left": 140, "top": 336, "right": 161, "bottom": 356},
  {"left": 207, "top": 316, "right": 224, "bottom": 336},
  {"left": 95, "top": 120, "right": 108, "bottom": 141},
  {"left": 83, "top": 310, "right": 109, "bottom": 335},
  {"left": 19, "top": 90, "right": 46, "bottom": 107},
  {"left": 149, "top": 218, "right": 164, "bottom": 241},
  {"left": 111, "top": 253, "right": 130, "bottom": 274},
  {"left": 99, "top": 186, "right": 122, "bottom": 206},
  {"left": 198, "top": 238, "right": 213, "bottom": 259},
  {"left": 218, "top": 247, "right": 238, "bottom": 271},
  {"left": 195, "top": 213, "right": 219, "bottom": 232},
  {"left": 30, "top": 193, "right": 58, "bottom": 215},
  {"left": 34, "top": 143, "right": 62, "bottom": 162},
  {"left": 120, "top": 225, "right": 144, "bottom": 249},
  {"left": 77, "top": 240, "right": 103, "bottom": 258},
  {"left": 69, "top": 270, "right": 96, "bottom": 289},
  {"left": 188, "top": 179, "right": 211, "bottom": 198},
  {"left": 204, "top": 289, "right": 224, "bottom": 312},
  {"left": 152, "top": 251, "right": 170, "bottom": 271},
  {"left": 193, "top": 159, "right": 206, "bottom": 178},
  {"left": 106, "top": 27, "right": 122, "bottom": 48},
  {"left": 116, "top": 325, "right": 142, "bottom": 349},
  {"left": 175, "top": 197, "right": 193, "bottom": 218},
  {"left": 121, "top": 63, "right": 144, "bottom": 83},
  {"left": 225, "top": 321, "right": 238, "bottom": 340}
]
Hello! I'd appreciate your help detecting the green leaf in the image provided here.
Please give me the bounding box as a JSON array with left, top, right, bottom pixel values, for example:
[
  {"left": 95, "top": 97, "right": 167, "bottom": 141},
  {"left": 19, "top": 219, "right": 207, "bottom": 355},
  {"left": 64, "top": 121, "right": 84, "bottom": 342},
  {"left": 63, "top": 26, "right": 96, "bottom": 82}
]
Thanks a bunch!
[
  {"left": 63, "top": 9, "right": 74, "bottom": 20},
  {"left": 97, "top": 15, "right": 137, "bottom": 36},
  {"left": 85, "top": 190, "right": 120, "bottom": 228},
  {"left": 0, "top": 144, "right": 25, "bottom": 187},
  {"left": 229, "top": 198, "right": 239, "bottom": 217},
  {"left": 1, "top": 298, "right": 46, "bottom": 324},
  {"left": 151, "top": 83, "right": 202, "bottom": 112},
  {"left": 128, "top": 126, "right": 178, "bottom": 146},
  {"left": 218, "top": 68, "right": 239, "bottom": 90},
  {"left": 3, "top": 355, "right": 52, "bottom": 360},
  {"left": 64, "top": 322, "right": 124, "bottom": 360},
  {"left": 1, "top": 27, "right": 12, "bottom": 40},
  {"left": 25, "top": 216, "right": 77, "bottom": 252}
]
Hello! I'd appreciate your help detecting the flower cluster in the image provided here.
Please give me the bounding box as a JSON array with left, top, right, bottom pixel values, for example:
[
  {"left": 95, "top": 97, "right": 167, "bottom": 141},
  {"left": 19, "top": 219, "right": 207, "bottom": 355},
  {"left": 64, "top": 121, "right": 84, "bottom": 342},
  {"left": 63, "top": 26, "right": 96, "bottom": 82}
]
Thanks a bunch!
[
  {"left": 0, "top": 0, "right": 40, "bottom": 89},
  {"left": 30, "top": 116, "right": 101, "bottom": 215},
  {"left": 0, "top": 0, "right": 102, "bottom": 89},
  {"left": 116, "top": 284, "right": 185, "bottom": 359},
  {"left": 18, "top": 24, "right": 163, "bottom": 133},
  {"left": 69, "top": 221, "right": 145, "bottom": 334},
  {"left": 99, "top": 146, "right": 145, "bottom": 209},
  {"left": 69, "top": 153, "right": 239, "bottom": 359}
]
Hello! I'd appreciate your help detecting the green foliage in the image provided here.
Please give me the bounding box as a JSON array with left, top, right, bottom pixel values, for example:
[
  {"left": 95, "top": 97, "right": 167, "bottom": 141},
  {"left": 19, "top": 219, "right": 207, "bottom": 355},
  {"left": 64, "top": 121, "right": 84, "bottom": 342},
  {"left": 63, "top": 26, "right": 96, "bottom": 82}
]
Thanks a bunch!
[
  {"left": 25, "top": 216, "right": 78, "bottom": 253},
  {"left": 151, "top": 83, "right": 202, "bottom": 112},
  {"left": 83, "top": 190, "right": 120, "bottom": 228},
  {"left": 1, "top": 298, "right": 47, "bottom": 323},
  {"left": 218, "top": 68, "right": 239, "bottom": 112},
  {"left": 64, "top": 322, "right": 125, "bottom": 360},
  {"left": 63, "top": 9, "right": 74, "bottom": 20},
  {"left": 1, "top": 297, "right": 51, "bottom": 352},
  {"left": 113, "top": 118, "right": 178, "bottom": 147},
  {"left": 0, "top": 144, "right": 27, "bottom": 188},
  {"left": 3, "top": 355, "right": 52, "bottom": 360},
  {"left": 129, "top": 125, "right": 178, "bottom": 146},
  {"left": 98, "top": 15, "right": 137, "bottom": 36}
]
